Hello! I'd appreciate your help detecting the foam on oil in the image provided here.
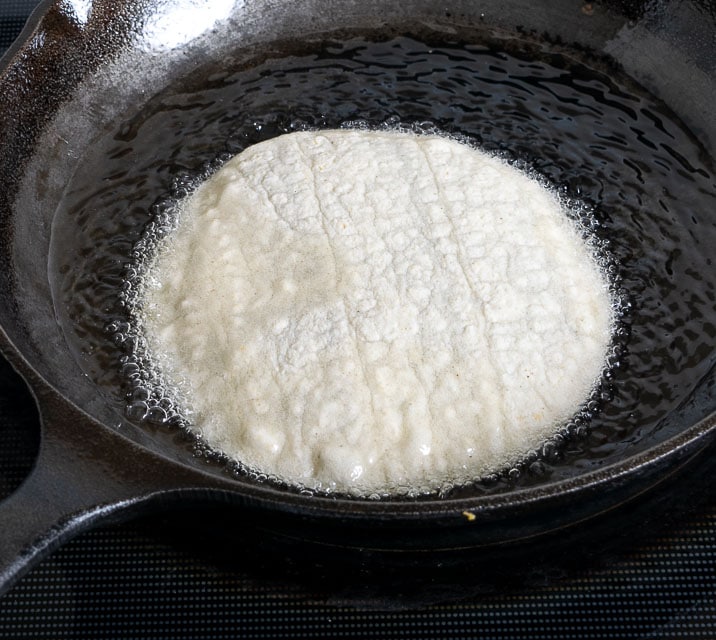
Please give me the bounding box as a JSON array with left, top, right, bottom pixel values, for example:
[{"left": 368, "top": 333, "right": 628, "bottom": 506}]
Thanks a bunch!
[{"left": 126, "top": 126, "right": 617, "bottom": 496}]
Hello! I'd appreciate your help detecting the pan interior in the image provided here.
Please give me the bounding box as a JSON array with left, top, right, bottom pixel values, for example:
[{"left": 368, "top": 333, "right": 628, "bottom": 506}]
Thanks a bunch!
[{"left": 30, "top": 21, "right": 716, "bottom": 498}]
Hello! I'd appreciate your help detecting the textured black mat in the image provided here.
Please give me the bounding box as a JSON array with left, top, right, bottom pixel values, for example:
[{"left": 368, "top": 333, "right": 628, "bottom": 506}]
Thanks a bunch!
[{"left": 1, "top": 3, "right": 715, "bottom": 638}]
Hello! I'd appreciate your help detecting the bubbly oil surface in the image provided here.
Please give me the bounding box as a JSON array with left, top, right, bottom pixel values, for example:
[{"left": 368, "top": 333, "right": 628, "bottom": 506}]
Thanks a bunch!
[{"left": 48, "top": 29, "right": 716, "bottom": 498}]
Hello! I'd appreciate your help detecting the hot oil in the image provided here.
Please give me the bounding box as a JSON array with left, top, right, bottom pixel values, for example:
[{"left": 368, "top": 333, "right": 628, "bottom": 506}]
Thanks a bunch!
[{"left": 48, "top": 29, "right": 716, "bottom": 498}]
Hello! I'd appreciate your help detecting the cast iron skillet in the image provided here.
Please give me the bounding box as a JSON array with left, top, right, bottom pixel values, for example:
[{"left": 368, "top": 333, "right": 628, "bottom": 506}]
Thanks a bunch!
[{"left": 0, "top": 0, "right": 714, "bottom": 596}]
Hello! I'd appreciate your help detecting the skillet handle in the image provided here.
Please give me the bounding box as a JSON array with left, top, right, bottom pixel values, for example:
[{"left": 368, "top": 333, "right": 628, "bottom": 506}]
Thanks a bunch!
[{"left": 0, "top": 359, "right": 223, "bottom": 597}]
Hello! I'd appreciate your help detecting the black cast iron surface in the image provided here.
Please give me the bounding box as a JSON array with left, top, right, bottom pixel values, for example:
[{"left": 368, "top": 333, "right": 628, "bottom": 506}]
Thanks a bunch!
[{"left": 1, "top": 2, "right": 715, "bottom": 637}]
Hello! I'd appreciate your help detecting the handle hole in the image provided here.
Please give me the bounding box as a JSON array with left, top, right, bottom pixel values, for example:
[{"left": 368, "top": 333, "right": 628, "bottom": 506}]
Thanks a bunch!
[{"left": 0, "top": 355, "right": 41, "bottom": 501}]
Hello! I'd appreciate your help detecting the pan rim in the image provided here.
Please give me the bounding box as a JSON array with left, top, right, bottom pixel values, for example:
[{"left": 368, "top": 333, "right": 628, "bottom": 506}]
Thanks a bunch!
[{"left": 1, "top": 0, "right": 715, "bottom": 524}]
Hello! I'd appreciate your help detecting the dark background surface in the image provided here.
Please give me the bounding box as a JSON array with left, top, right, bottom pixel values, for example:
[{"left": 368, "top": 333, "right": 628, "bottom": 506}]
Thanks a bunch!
[{"left": 1, "top": 2, "right": 715, "bottom": 637}]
